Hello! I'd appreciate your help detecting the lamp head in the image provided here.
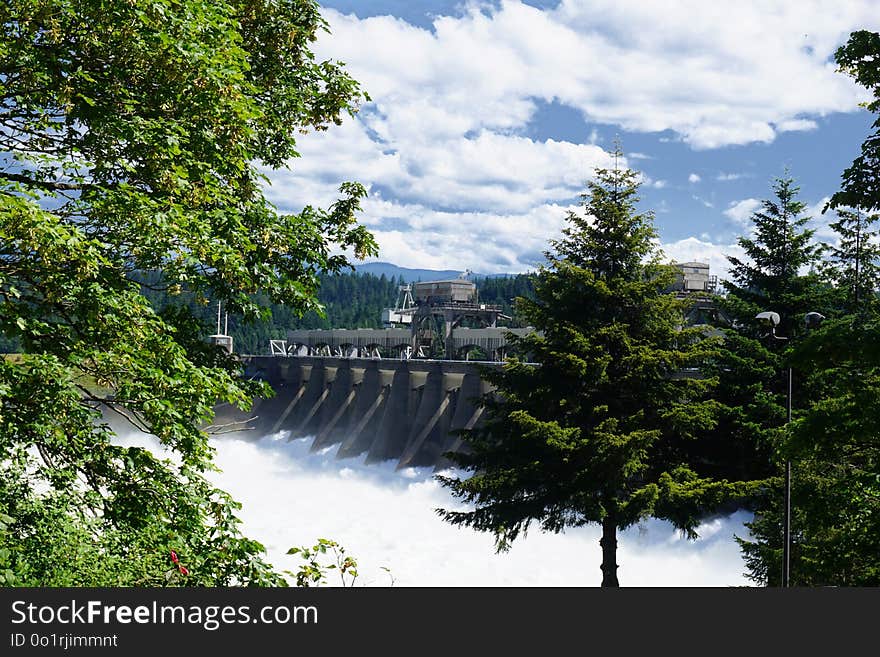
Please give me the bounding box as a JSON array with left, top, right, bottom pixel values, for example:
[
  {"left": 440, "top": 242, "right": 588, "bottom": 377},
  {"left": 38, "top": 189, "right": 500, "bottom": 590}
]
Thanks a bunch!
[
  {"left": 755, "top": 311, "right": 781, "bottom": 327},
  {"left": 804, "top": 312, "right": 826, "bottom": 329}
]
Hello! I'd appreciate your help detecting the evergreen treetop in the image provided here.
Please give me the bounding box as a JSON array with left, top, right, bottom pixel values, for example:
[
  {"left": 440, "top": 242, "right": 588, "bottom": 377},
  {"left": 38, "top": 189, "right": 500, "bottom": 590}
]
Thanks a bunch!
[{"left": 723, "top": 174, "right": 826, "bottom": 339}]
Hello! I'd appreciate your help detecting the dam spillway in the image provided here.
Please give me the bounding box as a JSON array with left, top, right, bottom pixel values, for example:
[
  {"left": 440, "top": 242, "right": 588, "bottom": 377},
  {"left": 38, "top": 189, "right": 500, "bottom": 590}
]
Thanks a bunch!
[{"left": 212, "top": 356, "right": 499, "bottom": 470}]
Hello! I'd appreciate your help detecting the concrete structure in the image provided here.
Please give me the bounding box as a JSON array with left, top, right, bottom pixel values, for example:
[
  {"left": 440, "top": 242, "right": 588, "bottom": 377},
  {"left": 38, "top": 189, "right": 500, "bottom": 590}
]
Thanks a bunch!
[
  {"left": 669, "top": 261, "right": 732, "bottom": 326},
  {"left": 671, "top": 261, "right": 717, "bottom": 294},
  {"left": 220, "top": 264, "right": 727, "bottom": 470},
  {"left": 212, "top": 355, "right": 499, "bottom": 470},
  {"left": 412, "top": 278, "right": 477, "bottom": 304}
]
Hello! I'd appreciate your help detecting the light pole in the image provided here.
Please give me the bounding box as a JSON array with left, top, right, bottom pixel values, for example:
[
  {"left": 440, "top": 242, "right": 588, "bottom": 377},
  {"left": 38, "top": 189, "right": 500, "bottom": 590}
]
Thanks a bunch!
[{"left": 755, "top": 310, "right": 824, "bottom": 588}]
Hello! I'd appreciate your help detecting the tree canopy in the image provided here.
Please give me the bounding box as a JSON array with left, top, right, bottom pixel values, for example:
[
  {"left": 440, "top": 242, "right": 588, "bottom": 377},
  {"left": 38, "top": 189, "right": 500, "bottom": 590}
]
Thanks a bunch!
[
  {"left": 828, "top": 30, "right": 880, "bottom": 214},
  {"left": 0, "top": 0, "right": 375, "bottom": 585}
]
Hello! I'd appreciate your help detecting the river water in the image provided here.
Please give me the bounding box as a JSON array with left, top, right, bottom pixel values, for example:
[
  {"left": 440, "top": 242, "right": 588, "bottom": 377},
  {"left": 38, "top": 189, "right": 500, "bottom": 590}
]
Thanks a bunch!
[{"left": 201, "top": 431, "right": 755, "bottom": 587}]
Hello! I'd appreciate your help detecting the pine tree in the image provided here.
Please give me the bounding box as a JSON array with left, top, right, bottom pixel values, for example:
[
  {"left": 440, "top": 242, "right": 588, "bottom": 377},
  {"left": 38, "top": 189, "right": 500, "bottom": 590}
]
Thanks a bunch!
[
  {"left": 721, "top": 175, "right": 838, "bottom": 586},
  {"left": 774, "top": 30, "right": 880, "bottom": 585},
  {"left": 437, "top": 149, "right": 760, "bottom": 586},
  {"left": 723, "top": 174, "right": 827, "bottom": 340},
  {"left": 825, "top": 208, "right": 880, "bottom": 313}
]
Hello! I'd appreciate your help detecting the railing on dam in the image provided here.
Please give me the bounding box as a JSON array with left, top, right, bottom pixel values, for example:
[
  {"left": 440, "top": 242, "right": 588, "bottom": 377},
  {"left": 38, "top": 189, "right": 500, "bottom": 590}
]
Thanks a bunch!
[
  {"left": 212, "top": 355, "right": 500, "bottom": 470},
  {"left": 275, "top": 326, "right": 535, "bottom": 361}
]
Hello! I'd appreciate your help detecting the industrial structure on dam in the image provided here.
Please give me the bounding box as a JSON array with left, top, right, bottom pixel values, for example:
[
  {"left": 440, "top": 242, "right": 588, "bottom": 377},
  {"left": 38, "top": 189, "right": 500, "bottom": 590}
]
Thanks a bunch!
[
  {"left": 273, "top": 273, "right": 530, "bottom": 361},
  {"left": 211, "top": 263, "right": 721, "bottom": 470}
]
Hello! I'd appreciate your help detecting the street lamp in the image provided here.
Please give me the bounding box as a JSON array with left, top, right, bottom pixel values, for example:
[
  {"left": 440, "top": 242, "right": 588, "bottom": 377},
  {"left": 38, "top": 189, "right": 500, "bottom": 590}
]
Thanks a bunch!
[{"left": 755, "top": 310, "right": 824, "bottom": 588}]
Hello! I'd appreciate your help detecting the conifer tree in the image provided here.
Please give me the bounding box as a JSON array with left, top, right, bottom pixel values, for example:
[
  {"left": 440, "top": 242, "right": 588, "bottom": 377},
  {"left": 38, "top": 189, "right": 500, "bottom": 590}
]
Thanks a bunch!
[
  {"left": 752, "top": 31, "right": 880, "bottom": 582},
  {"left": 437, "top": 149, "right": 760, "bottom": 586},
  {"left": 723, "top": 174, "right": 827, "bottom": 340},
  {"left": 722, "top": 175, "right": 838, "bottom": 586},
  {"left": 825, "top": 208, "right": 880, "bottom": 313}
]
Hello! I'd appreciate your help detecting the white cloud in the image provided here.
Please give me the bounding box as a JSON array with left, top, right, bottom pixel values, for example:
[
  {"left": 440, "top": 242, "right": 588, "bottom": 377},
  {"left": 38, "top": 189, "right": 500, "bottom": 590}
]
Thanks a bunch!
[
  {"left": 357, "top": 198, "right": 575, "bottom": 273},
  {"left": 806, "top": 196, "right": 837, "bottom": 241},
  {"left": 724, "top": 198, "right": 762, "bottom": 226},
  {"left": 320, "top": 1, "right": 876, "bottom": 151},
  {"left": 776, "top": 118, "right": 819, "bottom": 133},
  {"left": 716, "top": 172, "right": 746, "bottom": 181},
  {"left": 263, "top": 1, "right": 880, "bottom": 278},
  {"left": 265, "top": 117, "right": 613, "bottom": 215}
]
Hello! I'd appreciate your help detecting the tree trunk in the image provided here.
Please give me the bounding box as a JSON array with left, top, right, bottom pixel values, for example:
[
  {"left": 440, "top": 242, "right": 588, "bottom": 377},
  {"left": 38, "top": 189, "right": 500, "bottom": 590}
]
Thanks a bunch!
[{"left": 599, "top": 515, "right": 619, "bottom": 587}]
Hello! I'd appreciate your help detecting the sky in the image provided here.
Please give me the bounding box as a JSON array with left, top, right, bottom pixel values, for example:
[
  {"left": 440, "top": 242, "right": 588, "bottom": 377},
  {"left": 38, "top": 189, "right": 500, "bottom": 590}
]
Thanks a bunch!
[{"left": 262, "top": 0, "right": 880, "bottom": 280}]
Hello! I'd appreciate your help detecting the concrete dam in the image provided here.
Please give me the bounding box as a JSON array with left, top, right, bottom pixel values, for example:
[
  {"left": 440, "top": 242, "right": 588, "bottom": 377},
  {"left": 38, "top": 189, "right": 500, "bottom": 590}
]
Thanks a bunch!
[
  {"left": 213, "top": 355, "right": 500, "bottom": 470},
  {"left": 207, "top": 263, "right": 721, "bottom": 469}
]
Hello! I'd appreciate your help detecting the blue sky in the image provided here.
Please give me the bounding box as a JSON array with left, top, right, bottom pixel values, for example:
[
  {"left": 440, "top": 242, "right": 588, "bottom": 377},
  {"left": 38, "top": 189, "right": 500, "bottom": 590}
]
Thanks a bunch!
[{"left": 263, "top": 0, "right": 880, "bottom": 279}]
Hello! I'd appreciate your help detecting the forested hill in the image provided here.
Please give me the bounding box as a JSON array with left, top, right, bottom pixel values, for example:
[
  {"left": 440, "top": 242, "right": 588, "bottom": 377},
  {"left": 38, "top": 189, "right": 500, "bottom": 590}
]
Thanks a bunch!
[
  {"left": 0, "top": 271, "right": 536, "bottom": 355},
  {"left": 137, "top": 270, "right": 536, "bottom": 356}
]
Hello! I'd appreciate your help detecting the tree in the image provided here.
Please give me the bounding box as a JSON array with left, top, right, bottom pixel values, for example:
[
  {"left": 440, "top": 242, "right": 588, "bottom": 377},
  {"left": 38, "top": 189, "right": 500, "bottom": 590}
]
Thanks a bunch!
[
  {"left": 717, "top": 174, "right": 836, "bottom": 586},
  {"left": 742, "top": 32, "right": 880, "bottom": 585},
  {"left": 828, "top": 30, "right": 880, "bottom": 214},
  {"left": 773, "top": 317, "right": 880, "bottom": 586},
  {"left": 732, "top": 33, "right": 880, "bottom": 585},
  {"left": 723, "top": 174, "right": 827, "bottom": 340},
  {"left": 825, "top": 208, "right": 880, "bottom": 313},
  {"left": 0, "top": 0, "right": 376, "bottom": 585},
  {"left": 437, "top": 150, "right": 760, "bottom": 586}
]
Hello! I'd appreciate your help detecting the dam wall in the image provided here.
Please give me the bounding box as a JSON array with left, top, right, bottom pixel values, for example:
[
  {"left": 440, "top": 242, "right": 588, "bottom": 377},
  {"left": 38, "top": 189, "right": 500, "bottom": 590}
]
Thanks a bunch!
[{"left": 212, "top": 356, "right": 499, "bottom": 470}]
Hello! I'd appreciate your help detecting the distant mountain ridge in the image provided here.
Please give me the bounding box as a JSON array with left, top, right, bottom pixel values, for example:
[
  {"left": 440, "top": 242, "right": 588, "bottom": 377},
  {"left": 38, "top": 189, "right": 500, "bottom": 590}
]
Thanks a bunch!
[{"left": 354, "top": 261, "right": 516, "bottom": 282}]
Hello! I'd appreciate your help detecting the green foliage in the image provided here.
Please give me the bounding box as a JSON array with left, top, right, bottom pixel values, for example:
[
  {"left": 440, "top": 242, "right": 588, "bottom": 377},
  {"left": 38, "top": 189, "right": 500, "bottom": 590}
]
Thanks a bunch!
[
  {"left": 734, "top": 33, "right": 880, "bottom": 586},
  {"left": 285, "top": 538, "right": 359, "bottom": 587},
  {"left": 438, "top": 149, "right": 763, "bottom": 586},
  {"left": 747, "top": 315, "right": 880, "bottom": 586},
  {"left": 0, "top": 0, "right": 374, "bottom": 586},
  {"left": 717, "top": 173, "right": 835, "bottom": 586},
  {"left": 824, "top": 208, "right": 880, "bottom": 313},
  {"left": 828, "top": 30, "right": 880, "bottom": 213},
  {"left": 723, "top": 174, "right": 828, "bottom": 339}
]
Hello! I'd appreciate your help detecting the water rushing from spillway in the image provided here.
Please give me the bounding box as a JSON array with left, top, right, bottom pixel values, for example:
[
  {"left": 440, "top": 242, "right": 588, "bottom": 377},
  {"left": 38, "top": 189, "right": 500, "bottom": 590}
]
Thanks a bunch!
[
  {"left": 115, "top": 430, "right": 754, "bottom": 586},
  {"left": 210, "top": 432, "right": 755, "bottom": 587}
]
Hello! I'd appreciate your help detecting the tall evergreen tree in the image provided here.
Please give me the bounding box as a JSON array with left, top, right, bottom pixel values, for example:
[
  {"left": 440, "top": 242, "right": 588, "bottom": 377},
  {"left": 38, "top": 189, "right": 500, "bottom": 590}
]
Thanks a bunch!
[
  {"left": 756, "top": 32, "right": 880, "bottom": 585},
  {"left": 721, "top": 175, "right": 838, "bottom": 586},
  {"left": 437, "top": 150, "right": 760, "bottom": 586},
  {"left": 723, "top": 174, "right": 827, "bottom": 340},
  {"left": 825, "top": 208, "right": 880, "bottom": 312}
]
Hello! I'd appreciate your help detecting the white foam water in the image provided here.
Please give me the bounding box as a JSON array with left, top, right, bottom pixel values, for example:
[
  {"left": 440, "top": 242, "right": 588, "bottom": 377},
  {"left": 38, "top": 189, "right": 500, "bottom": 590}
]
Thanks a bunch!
[{"left": 203, "top": 431, "right": 755, "bottom": 587}]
